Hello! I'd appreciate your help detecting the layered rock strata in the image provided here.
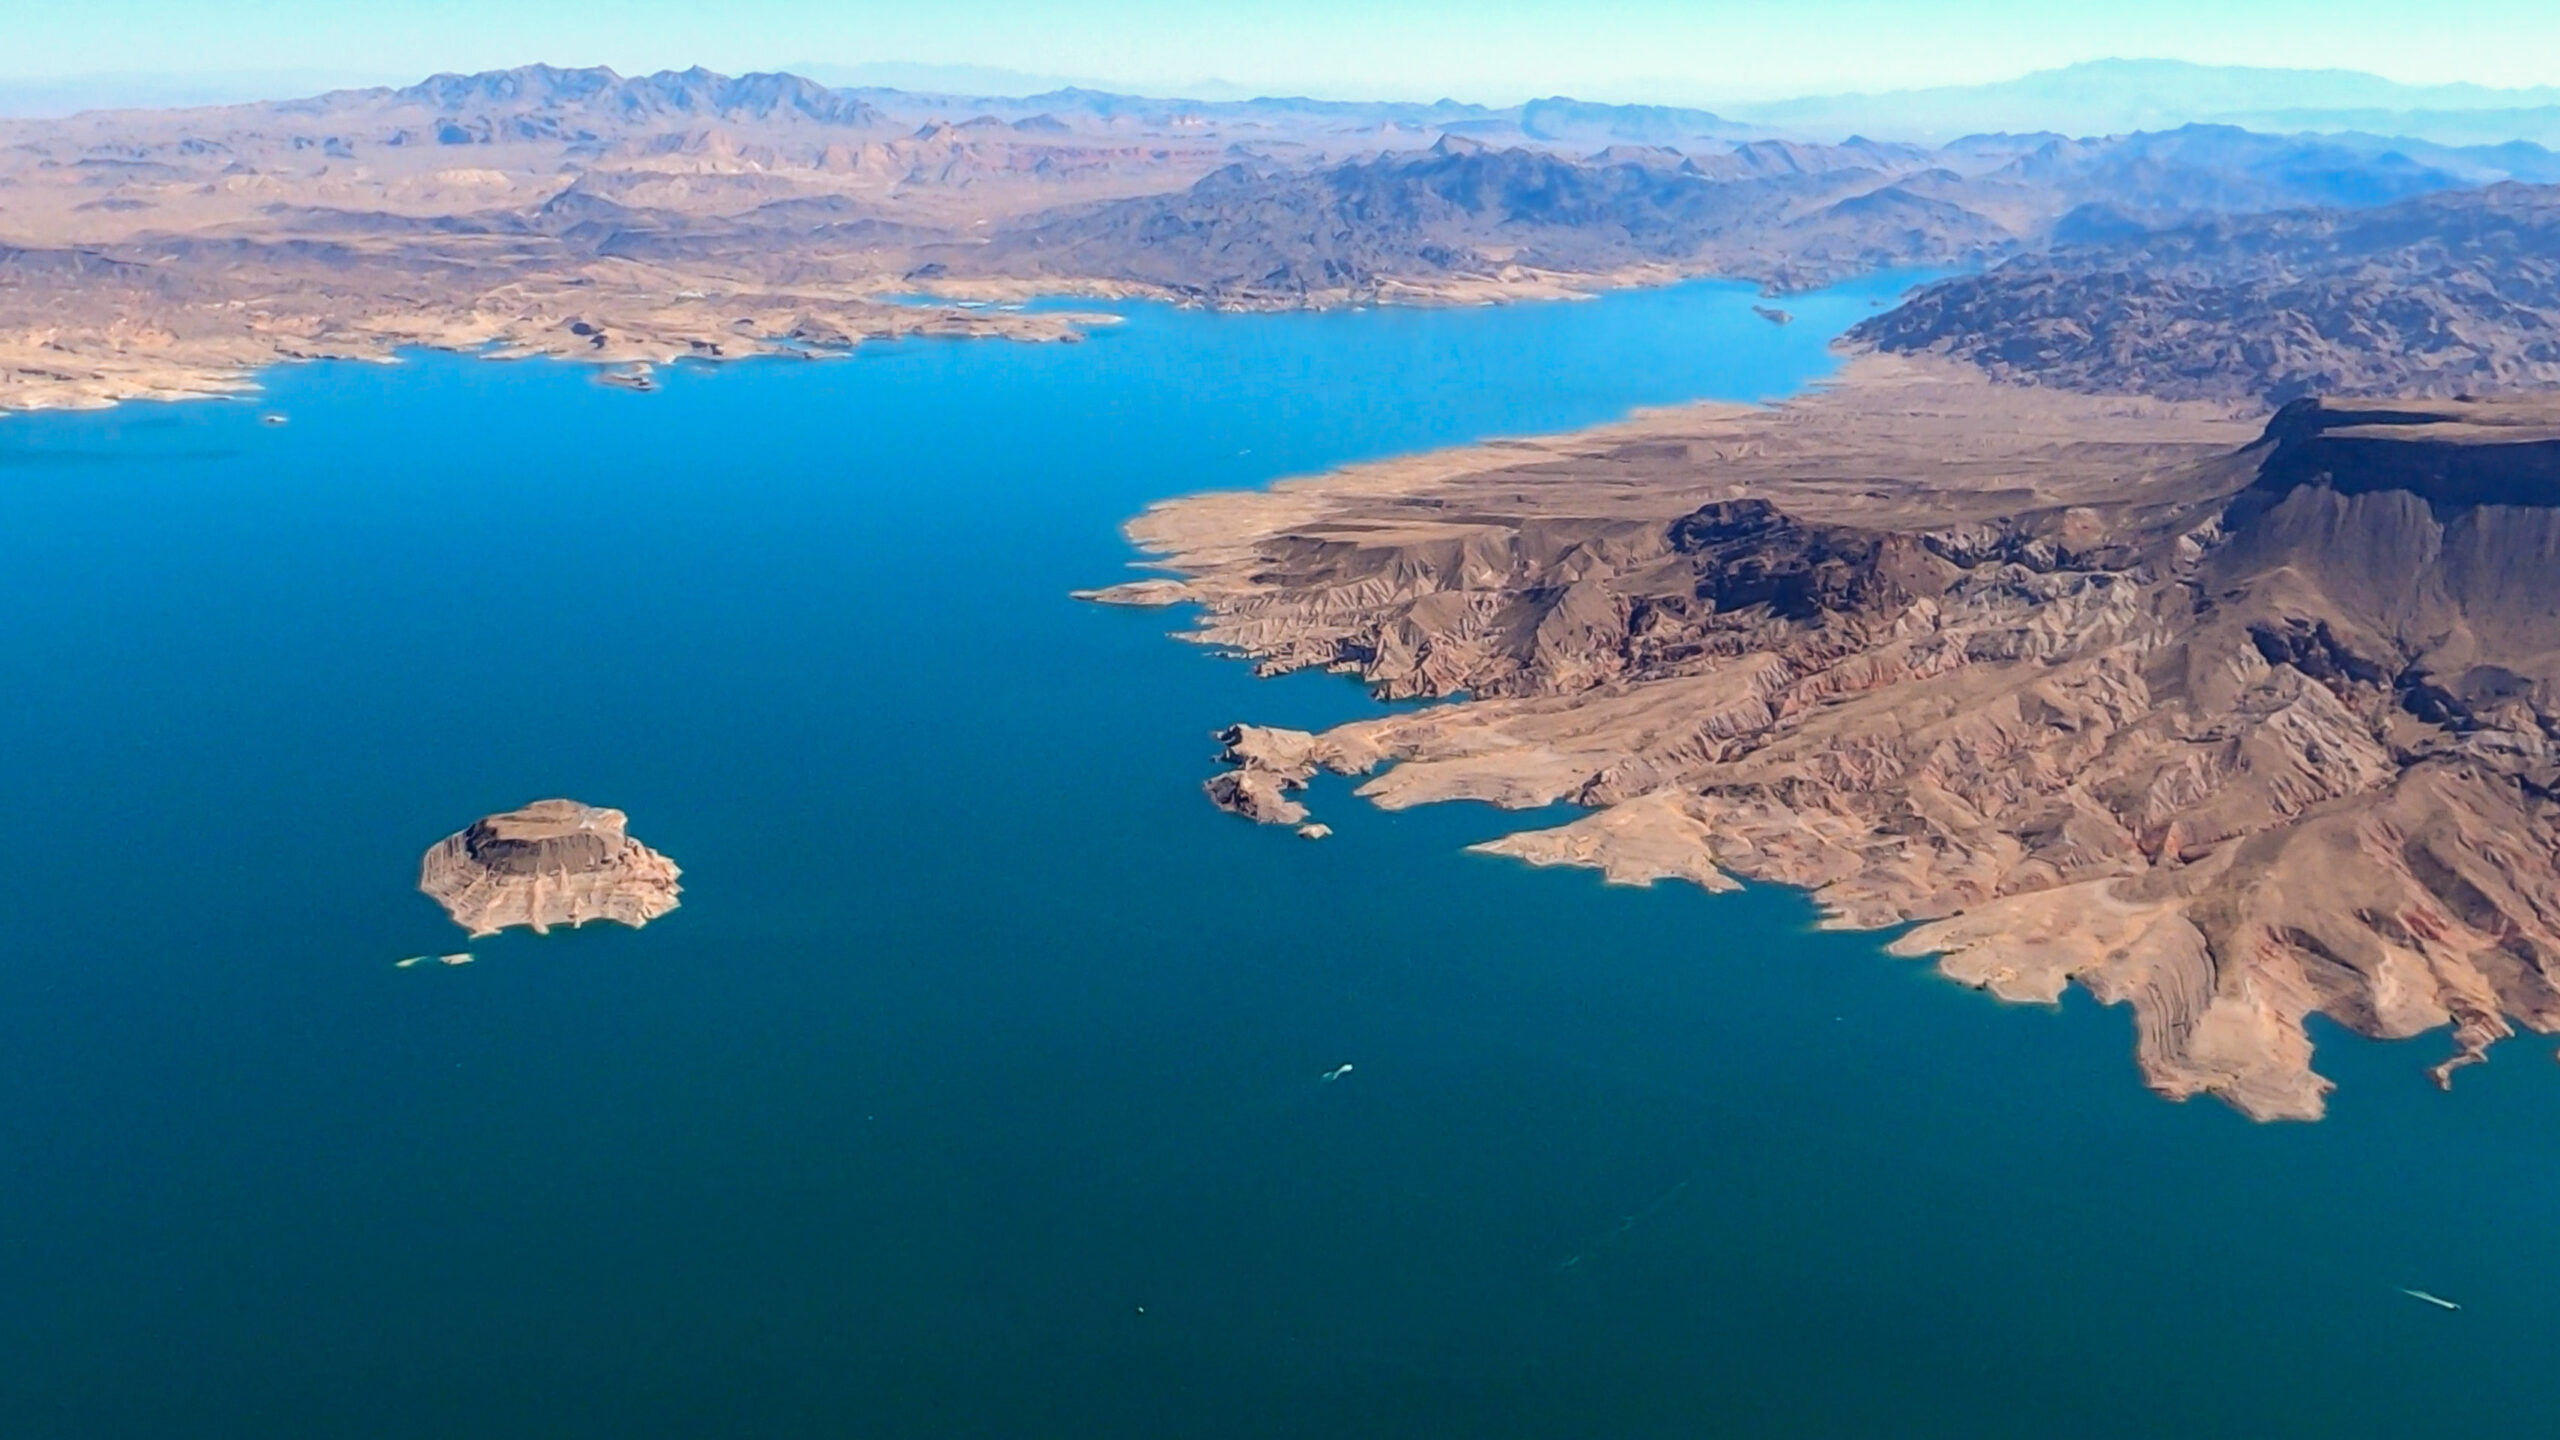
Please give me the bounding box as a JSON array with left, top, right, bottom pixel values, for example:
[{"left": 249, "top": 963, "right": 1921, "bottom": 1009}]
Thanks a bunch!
[
  {"left": 1089, "top": 361, "right": 2560, "bottom": 1120},
  {"left": 420, "top": 799, "right": 682, "bottom": 939}
]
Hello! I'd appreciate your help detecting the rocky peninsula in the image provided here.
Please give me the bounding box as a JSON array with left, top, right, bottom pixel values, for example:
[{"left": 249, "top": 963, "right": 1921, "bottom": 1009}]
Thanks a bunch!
[
  {"left": 420, "top": 800, "right": 682, "bottom": 938},
  {"left": 1088, "top": 360, "right": 2560, "bottom": 1121}
]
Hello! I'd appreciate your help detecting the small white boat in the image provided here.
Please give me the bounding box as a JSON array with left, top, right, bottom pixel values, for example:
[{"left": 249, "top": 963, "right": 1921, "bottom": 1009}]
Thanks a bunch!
[
  {"left": 2399, "top": 1288, "right": 2461, "bottom": 1311},
  {"left": 393, "top": 955, "right": 428, "bottom": 968},
  {"left": 1320, "top": 1064, "right": 1354, "bottom": 1082},
  {"left": 438, "top": 953, "right": 476, "bottom": 966}
]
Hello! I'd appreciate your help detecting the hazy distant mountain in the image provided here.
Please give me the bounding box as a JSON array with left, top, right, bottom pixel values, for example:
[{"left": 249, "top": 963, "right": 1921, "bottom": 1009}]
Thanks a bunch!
[
  {"left": 24, "top": 56, "right": 2560, "bottom": 150},
  {"left": 944, "top": 120, "right": 2560, "bottom": 305},
  {"left": 379, "top": 64, "right": 887, "bottom": 134},
  {"left": 1728, "top": 58, "right": 2560, "bottom": 146},
  {"left": 792, "top": 61, "right": 1096, "bottom": 98},
  {"left": 1489, "top": 97, "right": 1756, "bottom": 147},
  {"left": 955, "top": 136, "right": 2021, "bottom": 305},
  {"left": 1989, "top": 124, "right": 2560, "bottom": 212},
  {"left": 0, "top": 69, "right": 398, "bottom": 117}
]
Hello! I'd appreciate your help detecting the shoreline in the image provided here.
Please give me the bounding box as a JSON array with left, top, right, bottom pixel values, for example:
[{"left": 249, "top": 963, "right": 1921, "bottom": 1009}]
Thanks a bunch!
[
  {"left": 1088, "top": 353, "right": 2560, "bottom": 1123},
  {"left": 0, "top": 253, "right": 1945, "bottom": 417},
  {"left": 0, "top": 292, "right": 1120, "bottom": 416}
]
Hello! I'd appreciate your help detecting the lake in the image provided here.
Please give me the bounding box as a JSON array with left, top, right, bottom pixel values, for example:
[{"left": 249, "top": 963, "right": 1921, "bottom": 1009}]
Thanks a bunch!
[{"left": 2, "top": 275, "right": 2555, "bottom": 1438}]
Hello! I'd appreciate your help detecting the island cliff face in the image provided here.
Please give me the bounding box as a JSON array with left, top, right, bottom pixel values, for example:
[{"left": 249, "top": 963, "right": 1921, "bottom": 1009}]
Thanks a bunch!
[
  {"left": 1088, "top": 364, "right": 2560, "bottom": 1120},
  {"left": 420, "top": 800, "right": 682, "bottom": 939}
]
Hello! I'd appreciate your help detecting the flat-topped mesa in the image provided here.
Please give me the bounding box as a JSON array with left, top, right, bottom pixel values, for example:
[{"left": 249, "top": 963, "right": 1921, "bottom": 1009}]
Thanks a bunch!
[
  {"left": 1124, "top": 368, "right": 2560, "bottom": 1121},
  {"left": 420, "top": 800, "right": 682, "bottom": 939},
  {"left": 2248, "top": 395, "right": 2560, "bottom": 510}
]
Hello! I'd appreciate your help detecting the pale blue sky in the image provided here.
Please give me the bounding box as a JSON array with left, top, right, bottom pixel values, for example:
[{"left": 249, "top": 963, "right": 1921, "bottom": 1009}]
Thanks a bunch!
[{"left": 16, "top": 0, "right": 2560, "bottom": 103}]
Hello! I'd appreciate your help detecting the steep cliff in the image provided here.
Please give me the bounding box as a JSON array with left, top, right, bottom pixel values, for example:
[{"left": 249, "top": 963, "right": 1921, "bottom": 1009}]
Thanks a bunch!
[
  {"left": 1093, "top": 370, "right": 2560, "bottom": 1119},
  {"left": 420, "top": 799, "right": 683, "bottom": 939}
]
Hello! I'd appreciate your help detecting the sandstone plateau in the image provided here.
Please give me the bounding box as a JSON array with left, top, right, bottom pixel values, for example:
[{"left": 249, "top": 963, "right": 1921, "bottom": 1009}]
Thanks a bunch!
[
  {"left": 1086, "top": 360, "right": 2560, "bottom": 1121},
  {"left": 420, "top": 800, "right": 682, "bottom": 939}
]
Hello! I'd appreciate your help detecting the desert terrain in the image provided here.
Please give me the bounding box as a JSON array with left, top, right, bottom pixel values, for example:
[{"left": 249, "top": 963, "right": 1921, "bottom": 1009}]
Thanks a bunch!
[
  {"left": 1089, "top": 361, "right": 2560, "bottom": 1118},
  {"left": 12, "top": 63, "right": 2560, "bottom": 409},
  {"left": 21, "top": 64, "right": 2560, "bottom": 1118}
]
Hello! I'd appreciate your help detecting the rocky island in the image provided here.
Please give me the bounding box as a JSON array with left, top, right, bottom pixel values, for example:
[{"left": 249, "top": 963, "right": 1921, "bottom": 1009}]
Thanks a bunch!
[
  {"left": 420, "top": 800, "right": 682, "bottom": 938},
  {"left": 1091, "top": 360, "right": 2560, "bottom": 1121}
]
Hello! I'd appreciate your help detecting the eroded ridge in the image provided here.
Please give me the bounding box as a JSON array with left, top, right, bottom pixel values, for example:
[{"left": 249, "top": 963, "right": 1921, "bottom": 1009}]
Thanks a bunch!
[
  {"left": 1086, "top": 362, "right": 2560, "bottom": 1120},
  {"left": 419, "top": 799, "right": 682, "bottom": 939}
]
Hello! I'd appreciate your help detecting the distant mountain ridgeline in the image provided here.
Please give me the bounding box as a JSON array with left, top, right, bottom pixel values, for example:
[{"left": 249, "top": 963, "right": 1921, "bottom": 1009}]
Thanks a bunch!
[
  {"left": 56, "top": 60, "right": 2560, "bottom": 176},
  {"left": 938, "top": 123, "right": 2560, "bottom": 303},
  {"left": 1727, "top": 58, "right": 2560, "bottom": 148},
  {"left": 27, "top": 60, "right": 2550, "bottom": 301},
  {"left": 0, "top": 63, "right": 1792, "bottom": 253},
  {"left": 27, "top": 56, "right": 2560, "bottom": 151},
  {"left": 368, "top": 64, "right": 889, "bottom": 139},
  {"left": 943, "top": 136, "right": 2009, "bottom": 302},
  {"left": 12, "top": 62, "right": 2560, "bottom": 412},
  {"left": 83, "top": 63, "right": 1755, "bottom": 153}
]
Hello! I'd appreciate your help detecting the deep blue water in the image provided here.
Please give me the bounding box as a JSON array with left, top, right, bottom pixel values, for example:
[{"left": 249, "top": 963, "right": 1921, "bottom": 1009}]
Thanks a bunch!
[{"left": 4, "top": 276, "right": 2559, "bottom": 1439}]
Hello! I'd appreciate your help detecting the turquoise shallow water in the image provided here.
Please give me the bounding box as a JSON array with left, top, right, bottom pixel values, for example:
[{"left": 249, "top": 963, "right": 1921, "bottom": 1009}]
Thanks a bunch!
[{"left": 3, "top": 277, "right": 2559, "bottom": 1438}]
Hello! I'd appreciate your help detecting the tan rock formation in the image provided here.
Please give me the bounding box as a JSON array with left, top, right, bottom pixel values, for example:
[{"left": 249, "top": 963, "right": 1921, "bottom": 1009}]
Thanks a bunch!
[
  {"left": 1091, "top": 359, "right": 2560, "bottom": 1121},
  {"left": 1203, "top": 756, "right": 1311, "bottom": 826},
  {"left": 420, "top": 800, "right": 682, "bottom": 939}
]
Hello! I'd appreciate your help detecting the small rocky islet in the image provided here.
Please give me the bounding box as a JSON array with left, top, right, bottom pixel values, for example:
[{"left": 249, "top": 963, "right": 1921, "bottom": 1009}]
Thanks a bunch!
[{"left": 419, "top": 799, "right": 681, "bottom": 939}]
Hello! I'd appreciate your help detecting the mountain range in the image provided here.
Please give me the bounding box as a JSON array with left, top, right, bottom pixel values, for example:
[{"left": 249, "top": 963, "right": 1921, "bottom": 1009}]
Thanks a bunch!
[
  {"left": 10, "top": 61, "right": 2560, "bottom": 411},
  {"left": 1856, "top": 182, "right": 2560, "bottom": 401},
  {"left": 1715, "top": 60, "right": 2560, "bottom": 146},
  {"left": 17, "top": 56, "right": 2560, "bottom": 150},
  {"left": 946, "top": 123, "right": 2560, "bottom": 304}
]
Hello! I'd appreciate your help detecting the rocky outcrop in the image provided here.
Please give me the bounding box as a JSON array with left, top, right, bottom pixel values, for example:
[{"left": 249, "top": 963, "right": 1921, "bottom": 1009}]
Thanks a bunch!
[
  {"left": 1101, "top": 365, "right": 2560, "bottom": 1121},
  {"left": 1853, "top": 183, "right": 2560, "bottom": 403},
  {"left": 419, "top": 799, "right": 682, "bottom": 939}
]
